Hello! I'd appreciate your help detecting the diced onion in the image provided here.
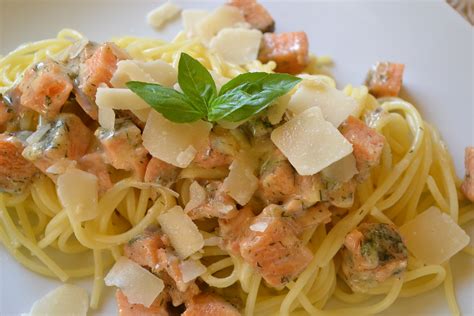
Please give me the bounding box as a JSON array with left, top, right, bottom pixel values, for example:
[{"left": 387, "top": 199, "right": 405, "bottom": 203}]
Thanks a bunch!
[
  {"left": 143, "top": 111, "right": 212, "bottom": 168},
  {"left": 158, "top": 206, "right": 204, "bottom": 258},
  {"left": 28, "top": 284, "right": 89, "bottom": 316},
  {"left": 271, "top": 107, "right": 353, "bottom": 175},
  {"left": 147, "top": 1, "right": 181, "bottom": 29},
  {"left": 399, "top": 207, "right": 470, "bottom": 265},
  {"left": 179, "top": 259, "right": 207, "bottom": 283},
  {"left": 185, "top": 181, "right": 207, "bottom": 212},
  {"left": 210, "top": 28, "right": 262, "bottom": 65},
  {"left": 57, "top": 168, "right": 98, "bottom": 222},
  {"left": 26, "top": 123, "right": 51, "bottom": 145},
  {"left": 105, "top": 257, "right": 164, "bottom": 308}
]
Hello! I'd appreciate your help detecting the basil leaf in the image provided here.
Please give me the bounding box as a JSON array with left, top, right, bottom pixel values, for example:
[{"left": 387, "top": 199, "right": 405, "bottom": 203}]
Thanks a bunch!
[
  {"left": 208, "top": 72, "right": 301, "bottom": 122},
  {"left": 178, "top": 53, "right": 217, "bottom": 111},
  {"left": 127, "top": 81, "right": 205, "bottom": 123}
]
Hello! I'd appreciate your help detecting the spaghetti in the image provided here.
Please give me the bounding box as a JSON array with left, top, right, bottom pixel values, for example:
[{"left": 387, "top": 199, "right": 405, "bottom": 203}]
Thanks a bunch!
[{"left": 0, "top": 23, "right": 472, "bottom": 316}]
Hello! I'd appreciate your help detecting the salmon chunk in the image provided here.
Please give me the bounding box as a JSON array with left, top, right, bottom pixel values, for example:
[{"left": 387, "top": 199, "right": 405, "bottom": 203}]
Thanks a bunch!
[
  {"left": 228, "top": 0, "right": 275, "bottom": 32},
  {"left": 240, "top": 205, "right": 313, "bottom": 287},
  {"left": 258, "top": 32, "right": 309, "bottom": 74},
  {"left": 366, "top": 62, "right": 405, "bottom": 98},
  {"left": 183, "top": 293, "right": 241, "bottom": 316},
  {"left": 340, "top": 116, "right": 385, "bottom": 180},
  {"left": 124, "top": 229, "right": 170, "bottom": 269},
  {"left": 259, "top": 149, "right": 296, "bottom": 204},
  {"left": 193, "top": 132, "right": 238, "bottom": 169},
  {"left": 18, "top": 60, "right": 73, "bottom": 119},
  {"left": 116, "top": 290, "right": 170, "bottom": 316},
  {"left": 160, "top": 272, "right": 200, "bottom": 307},
  {"left": 186, "top": 181, "right": 237, "bottom": 220},
  {"left": 96, "top": 119, "right": 149, "bottom": 180},
  {"left": 77, "top": 152, "right": 113, "bottom": 195},
  {"left": 461, "top": 147, "right": 474, "bottom": 202},
  {"left": 218, "top": 205, "right": 254, "bottom": 255},
  {"left": 22, "top": 114, "right": 91, "bottom": 173},
  {"left": 144, "top": 158, "right": 180, "bottom": 187},
  {"left": 0, "top": 99, "right": 13, "bottom": 132},
  {"left": 341, "top": 223, "right": 408, "bottom": 292},
  {"left": 0, "top": 134, "right": 38, "bottom": 194},
  {"left": 321, "top": 178, "right": 357, "bottom": 208},
  {"left": 76, "top": 42, "right": 128, "bottom": 119}
]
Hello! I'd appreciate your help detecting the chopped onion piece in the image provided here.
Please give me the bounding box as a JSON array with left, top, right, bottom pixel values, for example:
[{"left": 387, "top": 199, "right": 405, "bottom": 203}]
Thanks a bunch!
[
  {"left": 45, "top": 158, "right": 77, "bottom": 175},
  {"left": 143, "top": 111, "right": 212, "bottom": 168},
  {"left": 223, "top": 154, "right": 258, "bottom": 205},
  {"left": 288, "top": 80, "right": 358, "bottom": 127},
  {"left": 185, "top": 181, "right": 207, "bottom": 212},
  {"left": 271, "top": 107, "right": 353, "bottom": 175},
  {"left": 179, "top": 259, "right": 207, "bottom": 283},
  {"left": 321, "top": 154, "right": 358, "bottom": 183},
  {"left": 26, "top": 123, "right": 51, "bottom": 145},
  {"left": 105, "top": 257, "right": 164, "bottom": 308},
  {"left": 210, "top": 28, "right": 262, "bottom": 65},
  {"left": 182, "top": 9, "right": 209, "bottom": 37},
  {"left": 96, "top": 88, "right": 150, "bottom": 110},
  {"left": 147, "top": 1, "right": 181, "bottom": 29},
  {"left": 399, "top": 207, "right": 470, "bottom": 265},
  {"left": 28, "top": 284, "right": 89, "bottom": 316},
  {"left": 57, "top": 168, "right": 98, "bottom": 221},
  {"left": 196, "top": 5, "right": 248, "bottom": 44},
  {"left": 158, "top": 206, "right": 204, "bottom": 258}
]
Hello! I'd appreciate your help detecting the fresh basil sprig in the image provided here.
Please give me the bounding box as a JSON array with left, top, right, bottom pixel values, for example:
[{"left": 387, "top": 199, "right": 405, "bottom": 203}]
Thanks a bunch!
[{"left": 126, "top": 53, "right": 301, "bottom": 123}]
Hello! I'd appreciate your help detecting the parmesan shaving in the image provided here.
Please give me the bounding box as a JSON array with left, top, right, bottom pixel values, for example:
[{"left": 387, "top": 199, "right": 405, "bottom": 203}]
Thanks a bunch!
[
  {"left": 110, "top": 60, "right": 155, "bottom": 88},
  {"left": 321, "top": 154, "right": 358, "bottom": 183},
  {"left": 179, "top": 259, "right": 207, "bottom": 283},
  {"left": 143, "top": 111, "right": 212, "bottom": 168},
  {"left": 45, "top": 158, "right": 77, "bottom": 175},
  {"left": 182, "top": 9, "right": 209, "bottom": 37},
  {"left": 98, "top": 106, "right": 115, "bottom": 130},
  {"left": 399, "top": 207, "right": 470, "bottom": 265},
  {"left": 210, "top": 28, "right": 262, "bottom": 65},
  {"left": 158, "top": 206, "right": 204, "bottom": 258},
  {"left": 28, "top": 284, "right": 89, "bottom": 316},
  {"left": 196, "top": 5, "right": 249, "bottom": 44},
  {"left": 105, "top": 257, "right": 164, "bottom": 308},
  {"left": 271, "top": 107, "right": 353, "bottom": 175},
  {"left": 223, "top": 154, "right": 258, "bottom": 205},
  {"left": 185, "top": 181, "right": 207, "bottom": 212},
  {"left": 96, "top": 88, "right": 150, "bottom": 110},
  {"left": 147, "top": 1, "right": 181, "bottom": 29},
  {"left": 288, "top": 80, "right": 358, "bottom": 127},
  {"left": 57, "top": 168, "right": 98, "bottom": 222}
]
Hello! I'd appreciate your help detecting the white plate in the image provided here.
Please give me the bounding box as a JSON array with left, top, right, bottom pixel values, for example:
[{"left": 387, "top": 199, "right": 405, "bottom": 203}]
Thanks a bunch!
[{"left": 0, "top": 0, "right": 473, "bottom": 315}]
